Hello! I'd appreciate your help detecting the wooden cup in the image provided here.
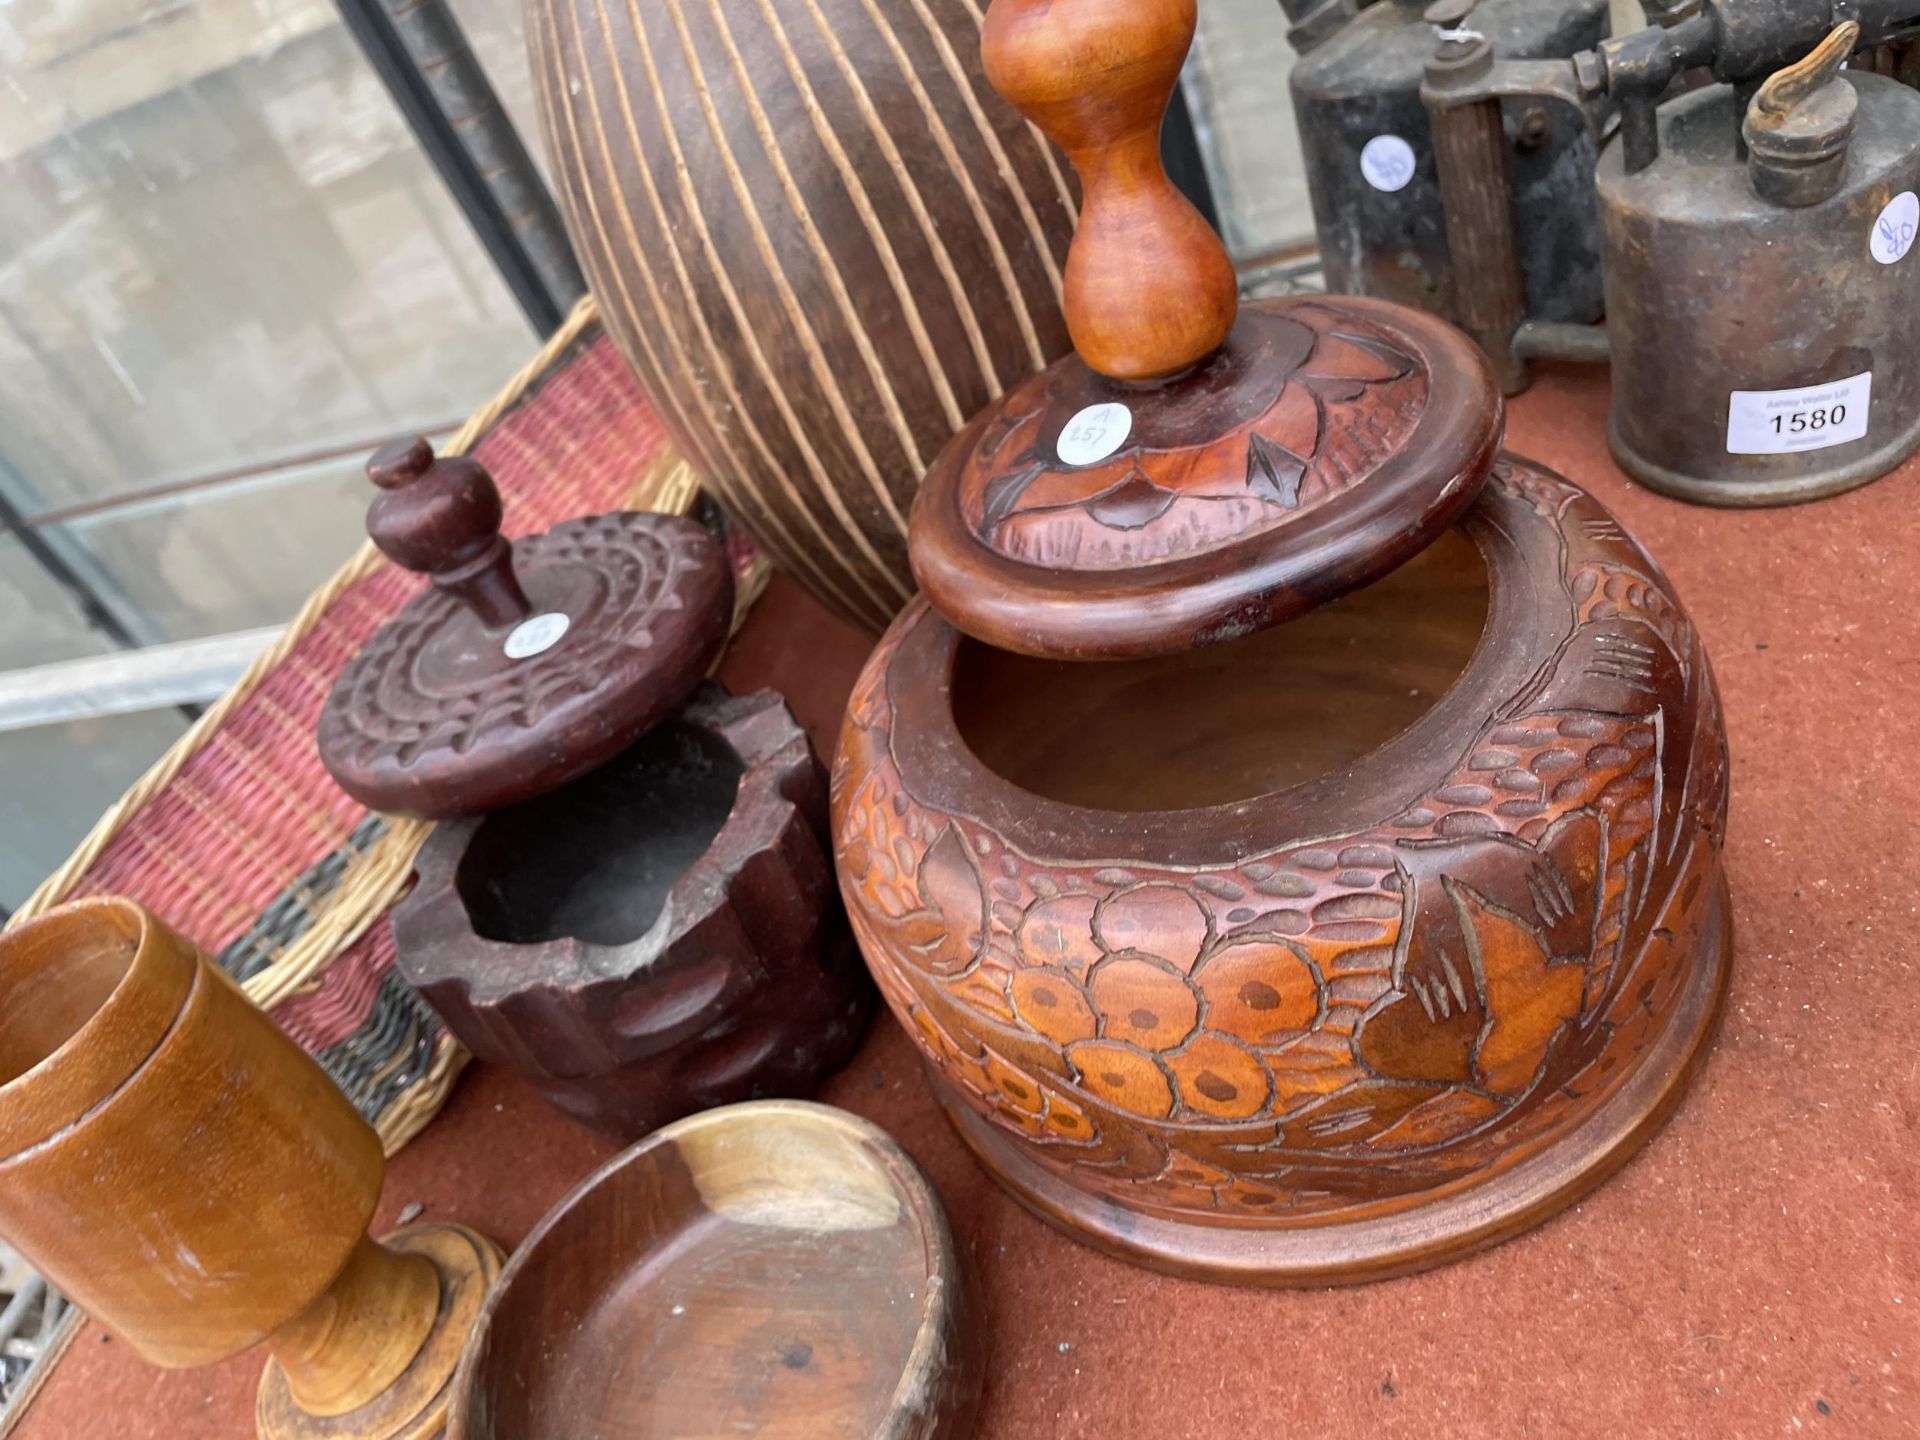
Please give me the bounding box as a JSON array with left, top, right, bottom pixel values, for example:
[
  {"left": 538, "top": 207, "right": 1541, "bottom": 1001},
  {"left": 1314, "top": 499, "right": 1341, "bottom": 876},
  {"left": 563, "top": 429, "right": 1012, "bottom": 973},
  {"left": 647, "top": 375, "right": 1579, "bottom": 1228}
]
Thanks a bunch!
[{"left": 0, "top": 897, "right": 500, "bottom": 1440}]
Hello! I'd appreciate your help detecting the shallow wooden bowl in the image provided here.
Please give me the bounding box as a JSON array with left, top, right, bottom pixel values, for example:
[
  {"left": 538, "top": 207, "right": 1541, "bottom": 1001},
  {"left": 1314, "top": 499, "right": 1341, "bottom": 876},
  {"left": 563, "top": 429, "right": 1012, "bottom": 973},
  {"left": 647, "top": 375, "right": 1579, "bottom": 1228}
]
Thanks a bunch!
[{"left": 447, "top": 1101, "right": 981, "bottom": 1440}]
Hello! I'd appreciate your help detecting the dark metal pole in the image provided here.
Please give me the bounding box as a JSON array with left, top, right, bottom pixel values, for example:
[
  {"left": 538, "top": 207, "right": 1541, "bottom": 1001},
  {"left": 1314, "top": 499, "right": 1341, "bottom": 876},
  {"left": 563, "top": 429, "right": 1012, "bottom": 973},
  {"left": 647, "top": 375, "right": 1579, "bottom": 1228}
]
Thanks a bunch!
[
  {"left": 1424, "top": 33, "right": 1530, "bottom": 394},
  {"left": 0, "top": 467, "right": 158, "bottom": 653},
  {"left": 332, "top": 0, "right": 585, "bottom": 335},
  {"left": 0, "top": 454, "right": 203, "bottom": 723},
  {"left": 1163, "top": 83, "right": 1224, "bottom": 237}
]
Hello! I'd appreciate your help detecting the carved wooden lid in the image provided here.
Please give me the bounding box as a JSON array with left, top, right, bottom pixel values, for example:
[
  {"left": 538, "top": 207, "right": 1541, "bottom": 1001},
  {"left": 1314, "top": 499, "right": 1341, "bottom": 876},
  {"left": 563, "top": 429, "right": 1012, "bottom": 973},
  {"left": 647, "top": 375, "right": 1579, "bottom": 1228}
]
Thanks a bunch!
[
  {"left": 910, "top": 0, "right": 1502, "bottom": 659},
  {"left": 317, "top": 437, "right": 733, "bottom": 819}
]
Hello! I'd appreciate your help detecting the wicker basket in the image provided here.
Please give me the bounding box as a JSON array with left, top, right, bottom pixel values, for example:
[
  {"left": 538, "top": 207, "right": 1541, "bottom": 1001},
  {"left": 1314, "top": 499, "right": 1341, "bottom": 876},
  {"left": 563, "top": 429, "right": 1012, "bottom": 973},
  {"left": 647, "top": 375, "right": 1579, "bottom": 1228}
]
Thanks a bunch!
[{"left": 4, "top": 296, "right": 762, "bottom": 1153}]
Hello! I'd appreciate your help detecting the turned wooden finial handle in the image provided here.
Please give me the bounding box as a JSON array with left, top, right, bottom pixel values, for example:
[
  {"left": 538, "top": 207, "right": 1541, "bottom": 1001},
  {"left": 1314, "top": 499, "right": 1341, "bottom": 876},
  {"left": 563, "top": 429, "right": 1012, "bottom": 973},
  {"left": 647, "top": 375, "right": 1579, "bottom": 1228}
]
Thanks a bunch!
[
  {"left": 983, "top": 0, "right": 1238, "bottom": 382},
  {"left": 365, "top": 436, "right": 533, "bottom": 629}
]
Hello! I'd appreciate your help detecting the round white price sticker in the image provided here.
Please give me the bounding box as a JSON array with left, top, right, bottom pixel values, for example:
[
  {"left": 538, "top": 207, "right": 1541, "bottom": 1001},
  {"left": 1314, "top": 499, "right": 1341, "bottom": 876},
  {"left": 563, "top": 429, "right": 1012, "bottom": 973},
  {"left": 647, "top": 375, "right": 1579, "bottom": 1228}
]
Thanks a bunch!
[
  {"left": 1871, "top": 190, "right": 1918, "bottom": 266},
  {"left": 1360, "top": 135, "right": 1417, "bottom": 194},
  {"left": 1056, "top": 402, "right": 1133, "bottom": 467},
  {"left": 503, "top": 612, "right": 570, "bottom": 659}
]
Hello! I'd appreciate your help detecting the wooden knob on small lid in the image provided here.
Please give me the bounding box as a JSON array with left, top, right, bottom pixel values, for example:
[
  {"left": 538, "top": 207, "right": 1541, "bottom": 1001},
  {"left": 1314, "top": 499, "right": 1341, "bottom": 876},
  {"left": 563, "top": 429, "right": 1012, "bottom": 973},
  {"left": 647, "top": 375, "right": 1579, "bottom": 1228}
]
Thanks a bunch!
[
  {"left": 365, "top": 436, "right": 533, "bottom": 628},
  {"left": 982, "top": 0, "right": 1238, "bottom": 382}
]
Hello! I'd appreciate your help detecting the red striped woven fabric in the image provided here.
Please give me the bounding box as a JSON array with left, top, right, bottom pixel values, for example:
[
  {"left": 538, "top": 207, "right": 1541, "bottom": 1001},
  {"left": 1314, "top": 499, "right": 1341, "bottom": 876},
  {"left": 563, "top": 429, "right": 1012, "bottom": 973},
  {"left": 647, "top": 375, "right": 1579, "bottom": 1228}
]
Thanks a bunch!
[
  {"left": 274, "top": 920, "right": 398, "bottom": 1054},
  {"left": 57, "top": 332, "right": 673, "bottom": 1054}
]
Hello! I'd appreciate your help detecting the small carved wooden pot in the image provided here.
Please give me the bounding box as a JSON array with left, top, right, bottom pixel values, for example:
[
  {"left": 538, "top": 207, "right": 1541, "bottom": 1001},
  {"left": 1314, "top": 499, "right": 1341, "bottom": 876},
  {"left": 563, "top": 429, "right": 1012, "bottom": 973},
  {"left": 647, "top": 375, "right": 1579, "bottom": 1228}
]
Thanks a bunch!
[
  {"left": 831, "top": 0, "right": 1733, "bottom": 1284},
  {"left": 0, "top": 898, "right": 501, "bottom": 1440},
  {"left": 318, "top": 439, "right": 871, "bottom": 1144},
  {"left": 394, "top": 683, "right": 873, "bottom": 1144}
]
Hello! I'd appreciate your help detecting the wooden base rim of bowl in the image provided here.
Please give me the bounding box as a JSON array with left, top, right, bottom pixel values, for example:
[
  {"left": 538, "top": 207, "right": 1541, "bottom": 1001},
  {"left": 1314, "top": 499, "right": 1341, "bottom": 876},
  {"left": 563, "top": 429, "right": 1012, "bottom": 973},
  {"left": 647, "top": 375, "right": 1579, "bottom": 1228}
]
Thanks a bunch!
[
  {"left": 257, "top": 1223, "right": 504, "bottom": 1440},
  {"left": 939, "top": 866, "right": 1734, "bottom": 1289}
]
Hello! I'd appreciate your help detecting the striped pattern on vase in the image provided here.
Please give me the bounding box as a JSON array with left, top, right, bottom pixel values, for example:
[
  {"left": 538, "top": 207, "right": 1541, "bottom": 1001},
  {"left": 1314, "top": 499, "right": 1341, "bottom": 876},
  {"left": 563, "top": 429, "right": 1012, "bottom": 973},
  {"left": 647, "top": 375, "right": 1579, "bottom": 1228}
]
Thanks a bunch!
[{"left": 528, "top": 0, "right": 1077, "bottom": 631}]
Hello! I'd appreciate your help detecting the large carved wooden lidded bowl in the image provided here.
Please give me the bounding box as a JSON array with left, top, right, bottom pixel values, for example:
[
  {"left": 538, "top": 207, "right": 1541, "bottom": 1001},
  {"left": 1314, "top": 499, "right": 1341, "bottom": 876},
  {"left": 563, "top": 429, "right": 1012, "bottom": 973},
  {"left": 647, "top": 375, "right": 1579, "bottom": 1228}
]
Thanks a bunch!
[
  {"left": 837, "top": 457, "right": 1731, "bottom": 1282},
  {"left": 830, "top": 0, "right": 1732, "bottom": 1284}
]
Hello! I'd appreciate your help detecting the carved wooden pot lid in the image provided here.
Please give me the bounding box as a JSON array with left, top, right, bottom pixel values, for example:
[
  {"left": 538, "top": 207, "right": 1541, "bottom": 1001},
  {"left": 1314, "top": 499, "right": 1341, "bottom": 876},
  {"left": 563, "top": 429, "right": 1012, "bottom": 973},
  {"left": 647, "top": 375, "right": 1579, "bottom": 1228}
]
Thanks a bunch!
[
  {"left": 318, "top": 437, "right": 733, "bottom": 820},
  {"left": 909, "top": 0, "right": 1502, "bottom": 661},
  {"left": 912, "top": 297, "right": 1502, "bottom": 659}
]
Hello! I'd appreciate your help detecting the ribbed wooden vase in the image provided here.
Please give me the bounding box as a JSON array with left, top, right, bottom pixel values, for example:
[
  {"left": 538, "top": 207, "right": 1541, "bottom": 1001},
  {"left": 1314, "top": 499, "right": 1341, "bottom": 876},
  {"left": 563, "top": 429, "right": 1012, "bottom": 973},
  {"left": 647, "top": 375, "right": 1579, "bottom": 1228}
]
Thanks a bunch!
[{"left": 527, "top": 0, "right": 1076, "bottom": 632}]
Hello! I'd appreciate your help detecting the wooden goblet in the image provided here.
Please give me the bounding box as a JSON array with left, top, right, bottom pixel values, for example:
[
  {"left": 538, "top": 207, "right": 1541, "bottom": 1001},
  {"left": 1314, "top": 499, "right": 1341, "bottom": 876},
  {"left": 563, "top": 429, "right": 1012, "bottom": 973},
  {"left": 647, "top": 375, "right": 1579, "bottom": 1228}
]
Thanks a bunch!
[{"left": 0, "top": 897, "right": 500, "bottom": 1440}]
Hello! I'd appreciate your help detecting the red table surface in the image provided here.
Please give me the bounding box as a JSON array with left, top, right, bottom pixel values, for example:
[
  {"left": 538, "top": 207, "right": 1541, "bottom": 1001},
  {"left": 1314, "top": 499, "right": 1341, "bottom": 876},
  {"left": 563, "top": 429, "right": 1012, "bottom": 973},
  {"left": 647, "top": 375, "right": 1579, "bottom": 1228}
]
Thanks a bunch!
[{"left": 17, "top": 367, "right": 1919, "bottom": 1439}]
